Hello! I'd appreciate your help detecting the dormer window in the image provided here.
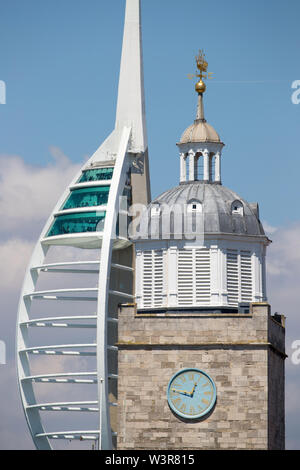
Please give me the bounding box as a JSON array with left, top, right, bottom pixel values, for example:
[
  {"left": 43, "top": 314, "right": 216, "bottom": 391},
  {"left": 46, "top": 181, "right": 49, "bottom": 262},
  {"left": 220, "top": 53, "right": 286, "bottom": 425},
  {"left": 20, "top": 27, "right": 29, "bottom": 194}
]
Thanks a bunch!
[
  {"left": 151, "top": 205, "right": 161, "bottom": 217},
  {"left": 231, "top": 200, "right": 244, "bottom": 216},
  {"left": 187, "top": 199, "right": 202, "bottom": 214}
]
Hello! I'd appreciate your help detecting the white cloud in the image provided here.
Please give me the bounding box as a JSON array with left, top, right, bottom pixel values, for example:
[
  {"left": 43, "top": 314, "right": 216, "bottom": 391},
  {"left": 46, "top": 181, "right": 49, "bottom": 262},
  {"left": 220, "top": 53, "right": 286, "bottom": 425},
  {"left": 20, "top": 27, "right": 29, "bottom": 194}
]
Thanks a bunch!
[
  {"left": 0, "top": 150, "right": 88, "bottom": 448},
  {"left": 0, "top": 362, "right": 34, "bottom": 449},
  {"left": 267, "top": 222, "right": 300, "bottom": 277},
  {"left": 262, "top": 220, "right": 278, "bottom": 235},
  {"left": 0, "top": 149, "right": 82, "bottom": 238},
  {"left": 0, "top": 147, "right": 87, "bottom": 291},
  {"left": 0, "top": 238, "right": 34, "bottom": 290},
  {"left": 266, "top": 222, "right": 300, "bottom": 449},
  {"left": 267, "top": 222, "right": 300, "bottom": 337}
]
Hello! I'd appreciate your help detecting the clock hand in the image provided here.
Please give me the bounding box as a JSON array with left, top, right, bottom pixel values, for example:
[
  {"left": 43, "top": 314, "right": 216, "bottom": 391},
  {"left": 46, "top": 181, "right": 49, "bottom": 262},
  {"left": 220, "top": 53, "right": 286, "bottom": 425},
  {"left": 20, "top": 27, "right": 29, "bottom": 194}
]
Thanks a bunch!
[
  {"left": 172, "top": 381, "right": 200, "bottom": 397},
  {"left": 190, "top": 382, "right": 198, "bottom": 397},
  {"left": 172, "top": 388, "right": 191, "bottom": 396}
]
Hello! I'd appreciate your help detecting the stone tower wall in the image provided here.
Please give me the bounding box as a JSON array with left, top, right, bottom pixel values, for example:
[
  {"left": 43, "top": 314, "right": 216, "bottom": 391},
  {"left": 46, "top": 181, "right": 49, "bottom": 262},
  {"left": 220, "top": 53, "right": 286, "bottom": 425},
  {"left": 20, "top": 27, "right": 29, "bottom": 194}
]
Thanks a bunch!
[{"left": 117, "top": 303, "right": 285, "bottom": 450}]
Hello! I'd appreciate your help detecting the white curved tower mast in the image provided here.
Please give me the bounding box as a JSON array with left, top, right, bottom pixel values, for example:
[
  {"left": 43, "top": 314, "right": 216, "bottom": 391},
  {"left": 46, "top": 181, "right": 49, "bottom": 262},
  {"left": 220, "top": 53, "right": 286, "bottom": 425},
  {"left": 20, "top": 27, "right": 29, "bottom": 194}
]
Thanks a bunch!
[{"left": 17, "top": 0, "right": 150, "bottom": 450}]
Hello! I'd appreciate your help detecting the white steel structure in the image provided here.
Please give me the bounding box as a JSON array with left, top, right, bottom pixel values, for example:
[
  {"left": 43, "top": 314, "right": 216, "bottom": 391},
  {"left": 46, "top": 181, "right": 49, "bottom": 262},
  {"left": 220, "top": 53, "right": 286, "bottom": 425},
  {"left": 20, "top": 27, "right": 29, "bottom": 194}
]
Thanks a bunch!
[{"left": 17, "top": 0, "right": 150, "bottom": 450}]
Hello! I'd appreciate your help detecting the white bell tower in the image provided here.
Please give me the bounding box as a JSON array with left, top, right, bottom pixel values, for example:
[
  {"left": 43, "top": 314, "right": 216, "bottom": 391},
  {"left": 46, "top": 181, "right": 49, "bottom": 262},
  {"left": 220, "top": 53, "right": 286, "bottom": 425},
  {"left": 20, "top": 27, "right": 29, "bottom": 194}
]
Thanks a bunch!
[{"left": 134, "top": 51, "right": 269, "bottom": 313}]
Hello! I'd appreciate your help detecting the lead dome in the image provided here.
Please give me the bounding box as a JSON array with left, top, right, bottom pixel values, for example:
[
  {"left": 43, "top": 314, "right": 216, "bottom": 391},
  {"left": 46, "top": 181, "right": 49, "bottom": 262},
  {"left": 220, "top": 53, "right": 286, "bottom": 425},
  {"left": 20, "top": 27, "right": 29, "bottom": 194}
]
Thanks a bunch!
[{"left": 139, "top": 182, "right": 265, "bottom": 238}]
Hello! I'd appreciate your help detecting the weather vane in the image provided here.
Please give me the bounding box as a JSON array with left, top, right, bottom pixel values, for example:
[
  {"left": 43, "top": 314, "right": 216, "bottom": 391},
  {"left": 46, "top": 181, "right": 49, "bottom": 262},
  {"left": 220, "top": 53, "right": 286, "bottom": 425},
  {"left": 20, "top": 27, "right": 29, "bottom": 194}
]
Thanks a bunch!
[{"left": 188, "top": 49, "right": 214, "bottom": 94}]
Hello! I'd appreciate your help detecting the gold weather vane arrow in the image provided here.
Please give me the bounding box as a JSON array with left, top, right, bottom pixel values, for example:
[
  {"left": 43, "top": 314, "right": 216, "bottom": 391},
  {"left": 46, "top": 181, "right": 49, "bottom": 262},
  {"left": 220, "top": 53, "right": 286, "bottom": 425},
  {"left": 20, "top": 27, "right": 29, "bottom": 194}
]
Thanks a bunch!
[{"left": 187, "top": 49, "right": 214, "bottom": 94}]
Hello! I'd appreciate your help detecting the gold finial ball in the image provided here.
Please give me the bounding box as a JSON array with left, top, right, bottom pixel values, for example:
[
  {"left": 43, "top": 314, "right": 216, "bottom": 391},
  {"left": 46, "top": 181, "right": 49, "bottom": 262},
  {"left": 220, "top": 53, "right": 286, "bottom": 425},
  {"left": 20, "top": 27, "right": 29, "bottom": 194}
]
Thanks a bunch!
[{"left": 195, "top": 79, "right": 206, "bottom": 94}]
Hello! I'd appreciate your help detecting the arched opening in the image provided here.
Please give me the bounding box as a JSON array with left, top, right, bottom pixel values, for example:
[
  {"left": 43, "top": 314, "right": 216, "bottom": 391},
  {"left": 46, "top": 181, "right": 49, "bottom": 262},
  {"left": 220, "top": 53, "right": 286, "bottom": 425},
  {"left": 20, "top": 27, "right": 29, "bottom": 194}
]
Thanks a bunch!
[
  {"left": 196, "top": 152, "right": 204, "bottom": 180},
  {"left": 209, "top": 154, "right": 216, "bottom": 182}
]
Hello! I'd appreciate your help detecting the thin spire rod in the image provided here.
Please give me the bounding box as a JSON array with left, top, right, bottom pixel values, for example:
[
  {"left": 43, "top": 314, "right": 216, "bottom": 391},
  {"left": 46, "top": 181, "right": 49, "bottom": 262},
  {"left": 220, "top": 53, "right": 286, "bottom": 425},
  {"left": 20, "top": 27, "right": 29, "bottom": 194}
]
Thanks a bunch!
[
  {"left": 196, "top": 93, "right": 206, "bottom": 122},
  {"left": 115, "top": 0, "right": 147, "bottom": 154}
]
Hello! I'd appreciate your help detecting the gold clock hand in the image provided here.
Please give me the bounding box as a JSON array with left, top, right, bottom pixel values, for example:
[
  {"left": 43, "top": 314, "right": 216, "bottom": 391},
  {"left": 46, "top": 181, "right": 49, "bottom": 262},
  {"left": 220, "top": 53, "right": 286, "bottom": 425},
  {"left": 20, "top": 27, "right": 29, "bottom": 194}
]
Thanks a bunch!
[
  {"left": 191, "top": 382, "right": 198, "bottom": 397},
  {"left": 172, "top": 388, "right": 191, "bottom": 396}
]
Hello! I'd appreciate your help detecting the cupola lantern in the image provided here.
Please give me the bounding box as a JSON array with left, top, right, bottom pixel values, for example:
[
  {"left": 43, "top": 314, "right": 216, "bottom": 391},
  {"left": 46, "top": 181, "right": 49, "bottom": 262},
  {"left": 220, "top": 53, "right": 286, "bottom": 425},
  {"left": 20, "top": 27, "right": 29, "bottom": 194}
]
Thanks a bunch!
[{"left": 178, "top": 51, "right": 224, "bottom": 184}]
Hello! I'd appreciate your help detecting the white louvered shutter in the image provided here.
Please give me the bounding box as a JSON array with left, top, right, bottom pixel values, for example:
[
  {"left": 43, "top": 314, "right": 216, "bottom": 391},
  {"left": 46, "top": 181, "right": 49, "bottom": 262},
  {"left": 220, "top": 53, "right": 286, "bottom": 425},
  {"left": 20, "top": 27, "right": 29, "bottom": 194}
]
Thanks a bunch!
[
  {"left": 177, "top": 249, "right": 194, "bottom": 306},
  {"left": 153, "top": 250, "right": 163, "bottom": 307},
  {"left": 240, "top": 250, "right": 253, "bottom": 302},
  {"left": 195, "top": 248, "right": 210, "bottom": 305},
  {"left": 178, "top": 248, "right": 211, "bottom": 306},
  {"left": 227, "top": 249, "right": 253, "bottom": 306},
  {"left": 142, "top": 251, "right": 153, "bottom": 307},
  {"left": 142, "top": 250, "right": 163, "bottom": 308},
  {"left": 227, "top": 249, "right": 239, "bottom": 306}
]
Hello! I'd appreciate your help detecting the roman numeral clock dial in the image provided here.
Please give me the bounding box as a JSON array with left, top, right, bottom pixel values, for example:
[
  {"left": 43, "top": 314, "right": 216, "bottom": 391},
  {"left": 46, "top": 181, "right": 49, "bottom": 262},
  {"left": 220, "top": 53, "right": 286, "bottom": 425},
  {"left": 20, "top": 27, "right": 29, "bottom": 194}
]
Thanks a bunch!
[{"left": 167, "top": 368, "right": 217, "bottom": 420}]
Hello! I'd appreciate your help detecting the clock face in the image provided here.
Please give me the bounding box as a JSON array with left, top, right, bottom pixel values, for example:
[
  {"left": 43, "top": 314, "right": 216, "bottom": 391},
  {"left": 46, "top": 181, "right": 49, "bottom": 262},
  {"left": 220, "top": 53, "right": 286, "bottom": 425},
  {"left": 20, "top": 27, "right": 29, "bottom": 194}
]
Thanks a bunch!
[{"left": 167, "top": 368, "right": 217, "bottom": 420}]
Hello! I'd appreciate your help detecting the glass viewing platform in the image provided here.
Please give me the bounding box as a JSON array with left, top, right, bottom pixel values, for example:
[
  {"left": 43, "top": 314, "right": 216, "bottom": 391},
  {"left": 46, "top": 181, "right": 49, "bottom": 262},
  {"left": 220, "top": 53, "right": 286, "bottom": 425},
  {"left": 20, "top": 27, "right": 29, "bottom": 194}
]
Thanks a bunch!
[
  {"left": 47, "top": 211, "right": 106, "bottom": 237},
  {"left": 78, "top": 167, "right": 114, "bottom": 183},
  {"left": 61, "top": 186, "right": 110, "bottom": 210}
]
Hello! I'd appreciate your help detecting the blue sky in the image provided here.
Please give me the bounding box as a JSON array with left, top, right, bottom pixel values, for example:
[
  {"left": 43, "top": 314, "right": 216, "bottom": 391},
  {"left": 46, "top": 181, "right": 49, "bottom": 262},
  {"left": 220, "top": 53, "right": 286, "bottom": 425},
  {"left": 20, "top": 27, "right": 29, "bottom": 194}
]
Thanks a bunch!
[
  {"left": 0, "top": 0, "right": 300, "bottom": 450},
  {"left": 1, "top": 0, "right": 299, "bottom": 227}
]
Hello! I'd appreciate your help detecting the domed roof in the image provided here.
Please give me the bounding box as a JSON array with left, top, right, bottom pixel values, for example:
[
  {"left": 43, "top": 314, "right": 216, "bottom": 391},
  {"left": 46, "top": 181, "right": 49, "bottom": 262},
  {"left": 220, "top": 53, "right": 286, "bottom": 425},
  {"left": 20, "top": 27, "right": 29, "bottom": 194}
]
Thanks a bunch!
[
  {"left": 136, "top": 182, "right": 266, "bottom": 239},
  {"left": 180, "top": 119, "right": 221, "bottom": 144}
]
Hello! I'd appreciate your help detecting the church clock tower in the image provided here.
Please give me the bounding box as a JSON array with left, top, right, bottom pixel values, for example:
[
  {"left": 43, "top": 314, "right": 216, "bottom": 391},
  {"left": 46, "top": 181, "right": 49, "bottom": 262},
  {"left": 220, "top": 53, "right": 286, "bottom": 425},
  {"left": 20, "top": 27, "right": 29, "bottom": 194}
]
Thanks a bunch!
[{"left": 116, "top": 26, "right": 285, "bottom": 454}]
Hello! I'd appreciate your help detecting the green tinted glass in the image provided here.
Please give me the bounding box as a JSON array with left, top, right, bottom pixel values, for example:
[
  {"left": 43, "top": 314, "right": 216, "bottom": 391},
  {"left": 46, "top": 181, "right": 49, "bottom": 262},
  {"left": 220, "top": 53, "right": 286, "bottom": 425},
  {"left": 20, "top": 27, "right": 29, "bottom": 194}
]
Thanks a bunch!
[
  {"left": 61, "top": 186, "right": 110, "bottom": 210},
  {"left": 46, "top": 211, "right": 106, "bottom": 237},
  {"left": 78, "top": 168, "right": 114, "bottom": 182}
]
